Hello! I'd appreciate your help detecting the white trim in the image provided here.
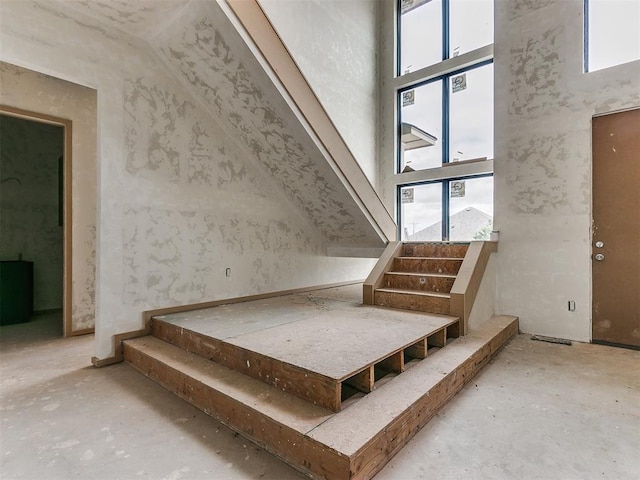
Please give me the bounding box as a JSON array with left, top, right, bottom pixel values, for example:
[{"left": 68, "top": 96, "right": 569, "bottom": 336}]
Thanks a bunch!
[
  {"left": 393, "top": 44, "right": 494, "bottom": 91},
  {"left": 395, "top": 159, "right": 494, "bottom": 185}
]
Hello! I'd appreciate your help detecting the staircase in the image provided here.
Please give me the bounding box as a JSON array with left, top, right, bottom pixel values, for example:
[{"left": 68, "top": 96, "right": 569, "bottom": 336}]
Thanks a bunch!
[
  {"left": 374, "top": 243, "right": 468, "bottom": 316},
  {"left": 121, "top": 290, "right": 518, "bottom": 480},
  {"left": 364, "top": 241, "right": 498, "bottom": 337}
]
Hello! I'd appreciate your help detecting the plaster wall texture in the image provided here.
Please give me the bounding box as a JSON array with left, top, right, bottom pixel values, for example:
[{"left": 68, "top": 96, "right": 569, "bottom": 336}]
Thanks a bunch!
[
  {"left": 0, "top": 63, "right": 97, "bottom": 330},
  {"left": 260, "top": 0, "right": 379, "bottom": 186},
  {"left": 494, "top": 0, "right": 640, "bottom": 341},
  {"left": 0, "top": 115, "right": 64, "bottom": 311},
  {"left": 0, "top": 0, "right": 375, "bottom": 360},
  {"left": 149, "top": 0, "right": 385, "bottom": 248}
]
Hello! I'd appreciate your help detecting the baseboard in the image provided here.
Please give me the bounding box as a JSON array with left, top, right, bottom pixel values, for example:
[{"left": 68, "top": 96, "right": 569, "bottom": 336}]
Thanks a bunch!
[
  {"left": 592, "top": 339, "right": 640, "bottom": 351},
  {"left": 92, "top": 279, "right": 364, "bottom": 368}
]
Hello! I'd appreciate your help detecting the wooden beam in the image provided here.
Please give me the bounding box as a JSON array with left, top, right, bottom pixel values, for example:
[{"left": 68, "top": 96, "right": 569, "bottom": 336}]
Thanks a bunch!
[
  {"left": 344, "top": 366, "right": 375, "bottom": 393},
  {"left": 404, "top": 338, "right": 428, "bottom": 359},
  {"left": 427, "top": 329, "right": 446, "bottom": 348},
  {"left": 376, "top": 351, "right": 404, "bottom": 374}
]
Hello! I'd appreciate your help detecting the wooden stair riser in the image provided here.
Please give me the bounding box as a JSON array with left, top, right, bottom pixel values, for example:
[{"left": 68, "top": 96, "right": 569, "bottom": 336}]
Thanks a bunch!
[
  {"left": 393, "top": 257, "right": 463, "bottom": 275},
  {"left": 122, "top": 341, "right": 351, "bottom": 480},
  {"left": 383, "top": 273, "right": 455, "bottom": 293},
  {"left": 402, "top": 243, "right": 468, "bottom": 258},
  {"left": 374, "top": 291, "right": 450, "bottom": 315},
  {"left": 152, "top": 319, "right": 341, "bottom": 412}
]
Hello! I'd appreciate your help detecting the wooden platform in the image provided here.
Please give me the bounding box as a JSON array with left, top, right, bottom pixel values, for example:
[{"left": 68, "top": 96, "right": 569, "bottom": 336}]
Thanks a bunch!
[
  {"left": 121, "top": 284, "right": 517, "bottom": 479},
  {"left": 152, "top": 293, "right": 460, "bottom": 411},
  {"left": 124, "top": 311, "right": 518, "bottom": 480}
]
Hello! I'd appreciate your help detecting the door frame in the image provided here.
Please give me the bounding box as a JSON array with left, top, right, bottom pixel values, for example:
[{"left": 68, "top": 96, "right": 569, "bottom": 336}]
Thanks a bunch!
[
  {"left": 591, "top": 106, "right": 640, "bottom": 348},
  {"left": 1, "top": 105, "right": 73, "bottom": 337}
]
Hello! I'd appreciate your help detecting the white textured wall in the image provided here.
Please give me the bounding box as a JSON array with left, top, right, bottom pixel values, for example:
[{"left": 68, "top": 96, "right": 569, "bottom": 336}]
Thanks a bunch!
[
  {"left": 0, "top": 1, "right": 375, "bottom": 359},
  {"left": 260, "top": 0, "right": 380, "bottom": 186},
  {"left": 494, "top": 0, "right": 640, "bottom": 341},
  {"left": 0, "top": 63, "right": 98, "bottom": 331},
  {"left": 152, "top": 0, "right": 384, "bottom": 248},
  {"left": 0, "top": 115, "right": 63, "bottom": 311}
]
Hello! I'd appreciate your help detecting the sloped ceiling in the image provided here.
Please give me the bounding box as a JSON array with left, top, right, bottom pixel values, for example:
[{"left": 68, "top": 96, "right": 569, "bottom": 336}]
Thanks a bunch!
[
  {"left": 64, "top": 0, "right": 191, "bottom": 40},
  {"left": 61, "top": 0, "right": 388, "bottom": 248}
]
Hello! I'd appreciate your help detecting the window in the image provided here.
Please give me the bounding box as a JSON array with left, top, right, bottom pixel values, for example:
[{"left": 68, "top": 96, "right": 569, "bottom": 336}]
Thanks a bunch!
[
  {"left": 399, "top": 61, "right": 494, "bottom": 173},
  {"left": 585, "top": 0, "right": 640, "bottom": 72},
  {"left": 395, "top": 0, "right": 494, "bottom": 241},
  {"left": 399, "top": 182, "right": 442, "bottom": 240},
  {"left": 399, "top": 0, "right": 493, "bottom": 74},
  {"left": 400, "top": 80, "right": 442, "bottom": 172},
  {"left": 448, "top": 175, "right": 493, "bottom": 241},
  {"left": 399, "top": 176, "right": 494, "bottom": 241}
]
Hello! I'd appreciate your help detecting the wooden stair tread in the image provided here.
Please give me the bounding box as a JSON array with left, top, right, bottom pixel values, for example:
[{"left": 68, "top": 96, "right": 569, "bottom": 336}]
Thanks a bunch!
[
  {"left": 396, "top": 256, "right": 463, "bottom": 261},
  {"left": 384, "top": 272, "right": 457, "bottom": 279},
  {"left": 124, "top": 336, "right": 333, "bottom": 431},
  {"left": 376, "top": 288, "right": 451, "bottom": 298}
]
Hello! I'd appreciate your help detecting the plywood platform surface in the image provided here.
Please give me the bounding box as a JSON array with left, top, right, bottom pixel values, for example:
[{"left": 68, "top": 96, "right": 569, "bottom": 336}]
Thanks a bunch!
[{"left": 155, "top": 288, "right": 458, "bottom": 381}]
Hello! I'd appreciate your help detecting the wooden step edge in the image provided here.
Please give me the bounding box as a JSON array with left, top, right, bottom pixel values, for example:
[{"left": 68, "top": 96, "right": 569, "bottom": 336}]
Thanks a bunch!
[
  {"left": 384, "top": 272, "right": 457, "bottom": 279},
  {"left": 375, "top": 288, "right": 451, "bottom": 298},
  {"left": 396, "top": 256, "right": 465, "bottom": 261}
]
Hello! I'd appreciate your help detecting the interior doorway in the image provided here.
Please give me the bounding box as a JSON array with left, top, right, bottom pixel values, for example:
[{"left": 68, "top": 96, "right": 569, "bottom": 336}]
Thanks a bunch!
[
  {"left": 0, "top": 107, "right": 72, "bottom": 336},
  {"left": 592, "top": 108, "right": 640, "bottom": 349}
]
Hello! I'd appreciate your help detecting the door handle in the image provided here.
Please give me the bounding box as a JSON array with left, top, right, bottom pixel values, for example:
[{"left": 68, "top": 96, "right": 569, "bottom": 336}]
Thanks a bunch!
[{"left": 594, "top": 253, "right": 605, "bottom": 261}]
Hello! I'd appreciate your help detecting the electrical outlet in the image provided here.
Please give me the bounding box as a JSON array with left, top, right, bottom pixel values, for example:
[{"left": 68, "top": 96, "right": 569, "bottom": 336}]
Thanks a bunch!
[{"left": 568, "top": 300, "right": 576, "bottom": 312}]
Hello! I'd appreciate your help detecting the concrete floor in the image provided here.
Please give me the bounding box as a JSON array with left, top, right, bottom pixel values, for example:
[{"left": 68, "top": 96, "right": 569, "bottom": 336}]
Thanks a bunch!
[{"left": 1, "top": 310, "right": 639, "bottom": 479}]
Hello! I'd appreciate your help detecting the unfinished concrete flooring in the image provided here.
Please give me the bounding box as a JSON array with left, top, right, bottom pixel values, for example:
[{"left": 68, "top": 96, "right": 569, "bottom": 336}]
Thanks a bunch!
[{"left": 1, "top": 289, "right": 639, "bottom": 479}]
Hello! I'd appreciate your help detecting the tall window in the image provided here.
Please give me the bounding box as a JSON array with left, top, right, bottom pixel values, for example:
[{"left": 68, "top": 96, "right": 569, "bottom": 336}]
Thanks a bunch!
[
  {"left": 395, "top": 0, "right": 494, "bottom": 241},
  {"left": 585, "top": 0, "right": 640, "bottom": 72},
  {"left": 399, "top": 0, "right": 493, "bottom": 75}
]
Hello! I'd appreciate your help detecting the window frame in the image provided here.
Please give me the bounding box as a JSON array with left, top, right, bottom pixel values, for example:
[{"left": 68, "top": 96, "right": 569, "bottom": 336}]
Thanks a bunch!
[
  {"left": 397, "top": 58, "right": 494, "bottom": 174},
  {"left": 397, "top": 173, "right": 494, "bottom": 242},
  {"left": 393, "top": 0, "right": 495, "bottom": 242},
  {"left": 583, "top": 0, "right": 590, "bottom": 72}
]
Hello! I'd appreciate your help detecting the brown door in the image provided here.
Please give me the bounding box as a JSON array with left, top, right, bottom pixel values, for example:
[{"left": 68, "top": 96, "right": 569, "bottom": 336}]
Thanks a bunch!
[{"left": 592, "top": 108, "right": 640, "bottom": 348}]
